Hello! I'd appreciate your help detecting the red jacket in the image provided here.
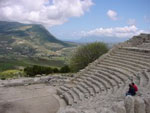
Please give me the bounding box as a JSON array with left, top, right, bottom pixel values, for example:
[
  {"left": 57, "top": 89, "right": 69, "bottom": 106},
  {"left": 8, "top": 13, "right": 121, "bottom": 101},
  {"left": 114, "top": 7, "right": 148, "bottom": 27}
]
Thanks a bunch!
[{"left": 133, "top": 84, "right": 138, "bottom": 92}]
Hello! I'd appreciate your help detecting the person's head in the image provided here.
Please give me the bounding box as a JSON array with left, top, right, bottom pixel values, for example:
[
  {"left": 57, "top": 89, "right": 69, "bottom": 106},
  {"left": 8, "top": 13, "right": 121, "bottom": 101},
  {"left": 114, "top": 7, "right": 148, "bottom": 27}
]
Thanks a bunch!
[
  {"left": 132, "top": 82, "right": 135, "bottom": 85},
  {"left": 129, "top": 84, "right": 132, "bottom": 88}
]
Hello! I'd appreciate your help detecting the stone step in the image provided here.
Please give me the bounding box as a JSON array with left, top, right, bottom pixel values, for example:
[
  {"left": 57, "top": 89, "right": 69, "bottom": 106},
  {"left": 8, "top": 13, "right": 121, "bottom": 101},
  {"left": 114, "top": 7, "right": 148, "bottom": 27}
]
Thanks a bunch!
[
  {"left": 116, "top": 83, "right": 129, "bottom": 97},
  {"left": 94, "top": 71, "right": 116, "bottom": 87},
  {"left": 83, "top": 72, "right": 109, "bottom": 88},
  {"left": 68, "top": 89, "right": 79, "bottom": 103},
  {"left": 79, "top": 76, "right": 100, "bottom": 94},
  {"left": 87, "top": 75, "right": 111, "bottom": 94},
  {"left": 72, "top": 87, "right": 84, "bottom": 101},
  {"left": 112, "top": 51, "right": 150, "bottom": 63},
  {"left": 84, "top": 74, "right": 103, "bottom": 91},
  {"left": 86, "top": 76, "right": 107, "bottom": 95},
  {"left": 142, "top": 70, "right": 150, "bottom": 87},
  {"left": 115, "top": 49, "right": 150, "bottom": 58},
  {"left": 115, "top": 78, "right": 131, "bottom": 96},
  {"left": 96, "top": 64, "right": 131, "bottom": 80},
  {"left": 76, "top": 85, "right": 90, "bottom": 98},
  {"left": 100, "top": 60, "right": 137, "bottom": 75},
  {"left": 99, "top": 64, "right": 141, "bottom": 84},
  {"left": 84, "top": 79, "right": 100, "bottom": 94},
  {"left": 60, "top": 86, "right": 69, "bottom": 92},
  {"left": 94, "top": 72, "right": 117, "bottom": 93},
  {"left": 137, "top": 71, "right": 148, "bottom": 87},
  {"left": 97, "top": 64, "right": 140, "bottom": 85},
  {"left": 132, "top": 76, "right": 141, "bottom": 86},
  {"left": 63, "top": 92, "right": 74, "bottom": 105},
  {"left": 97, "top": 69, "right": 121, "bottom": 86},
  {"left": 57, "top": 86, "right": 73, "bottom": 96},
  {"left": 77, "top": 77, "right": 96, "bottom": 96},
  {"left": 57, "top": 88, "right": 64, "bottom": 96},
  {"left": 85, "top": 70, "right": 96, "bottom": 75},
  {"left": 121, "top": 47, "right": 150, "bottom": 53},
  {"left": 79, "top": 82, "right": 95, "bottom": 96},
  {"left": 76, "top": 78, "right": 84, "bottom": 83},
  {"left": 87, "top": 68, "right": 121, "bottom": 87},
  {"left": 106, "top": 57, "right": 141, "bottom": 71},
  {"left": 95, "top": 66, "right": 127, "bottom": 84},
  {"left": 109, "top": 55, "right": 150, "bottom": 69}
]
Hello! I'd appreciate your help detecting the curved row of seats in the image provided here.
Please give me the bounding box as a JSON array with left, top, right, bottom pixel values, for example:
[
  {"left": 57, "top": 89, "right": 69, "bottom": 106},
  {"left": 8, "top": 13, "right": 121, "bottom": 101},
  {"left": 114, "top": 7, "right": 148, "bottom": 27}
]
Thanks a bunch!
[
  {"left": 57, "top": 47, "right": 150, "bottom": 105},
  {"left": 138, "top": 69, "right": 150, "bottom": 88}
]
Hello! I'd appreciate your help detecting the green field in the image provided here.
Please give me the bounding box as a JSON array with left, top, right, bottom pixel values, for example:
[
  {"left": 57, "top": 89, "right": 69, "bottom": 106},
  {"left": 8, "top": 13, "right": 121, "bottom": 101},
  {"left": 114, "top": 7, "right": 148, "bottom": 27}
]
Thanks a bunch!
[{"left": 0, "top": 57, "right": 66, "bottom": 72}]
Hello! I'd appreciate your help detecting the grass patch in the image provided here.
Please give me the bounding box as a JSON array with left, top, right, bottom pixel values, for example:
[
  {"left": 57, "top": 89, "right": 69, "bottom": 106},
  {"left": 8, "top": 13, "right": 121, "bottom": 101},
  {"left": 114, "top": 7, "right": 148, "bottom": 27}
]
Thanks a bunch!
[{"left": 0, "top": 69, "right": 24, "bottom": 79}]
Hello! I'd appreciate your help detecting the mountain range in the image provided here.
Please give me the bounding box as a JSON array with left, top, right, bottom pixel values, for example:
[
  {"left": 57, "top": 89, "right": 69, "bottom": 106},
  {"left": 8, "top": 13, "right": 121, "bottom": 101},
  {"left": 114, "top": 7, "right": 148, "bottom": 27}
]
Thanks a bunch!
[
  {"left": 0, "top": 21, "right": 72, "bottom": 57},
  {"left": 0, "top": 21, "right": 77, "bottom": 71}
]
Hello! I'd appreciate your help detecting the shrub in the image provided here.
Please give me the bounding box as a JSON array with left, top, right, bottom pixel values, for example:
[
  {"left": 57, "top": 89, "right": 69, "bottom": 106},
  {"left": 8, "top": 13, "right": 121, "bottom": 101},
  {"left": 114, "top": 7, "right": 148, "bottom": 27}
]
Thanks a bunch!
[
  {"left": 24, "top": 66, "right": 35, "bottom": 77},
  {"left": 69, "top": 42, "right": 108, "bottom": 72},
  {"left": 24, "top": 65, "right": 60, "bottom": 77},
  {"left": 0, "top": 70, "right": 24, "bottom": 79},
  {"left": 1, "top": 77, "right": 6, "bottom": 80},
  {"left": 53, "top": 68, "right": 59, "bottom": 73},
  {"left": 60, "top": 65, "right": 71, "bottom": 73}
]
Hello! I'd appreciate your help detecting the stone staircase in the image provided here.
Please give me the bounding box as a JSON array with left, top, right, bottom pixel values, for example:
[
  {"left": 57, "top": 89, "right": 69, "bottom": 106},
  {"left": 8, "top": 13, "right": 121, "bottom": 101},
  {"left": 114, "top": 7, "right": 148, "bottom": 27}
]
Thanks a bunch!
[{"left": 57, "top": 34, "right": 150, "bottom": 113}]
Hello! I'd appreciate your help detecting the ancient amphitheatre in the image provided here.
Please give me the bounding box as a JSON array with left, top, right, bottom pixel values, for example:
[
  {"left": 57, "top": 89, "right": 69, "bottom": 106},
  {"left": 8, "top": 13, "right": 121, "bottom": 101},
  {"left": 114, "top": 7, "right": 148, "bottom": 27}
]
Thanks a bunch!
[{"left": 0, "top": 33, "right": 150, "bottom": 113}]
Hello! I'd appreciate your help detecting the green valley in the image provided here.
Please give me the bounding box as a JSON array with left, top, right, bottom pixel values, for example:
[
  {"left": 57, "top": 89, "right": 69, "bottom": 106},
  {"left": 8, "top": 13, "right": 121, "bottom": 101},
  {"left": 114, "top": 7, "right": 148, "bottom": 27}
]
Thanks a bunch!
[{"left": 0, "top": 21, "right": 77, "bottom": 72}]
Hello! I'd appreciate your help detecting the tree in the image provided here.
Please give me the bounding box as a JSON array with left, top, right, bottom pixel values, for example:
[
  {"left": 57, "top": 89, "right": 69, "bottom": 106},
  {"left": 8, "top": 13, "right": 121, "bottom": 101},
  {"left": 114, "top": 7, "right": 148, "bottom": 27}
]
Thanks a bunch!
[
  {"left": 70, "top": 42, "right": 108, "bottom": 72},
  {"left": 24, "top": 65, "right": 53, "bottom": 77},
  {"left": 60, "top": 65, "right": 71, "bottom": 73},
  {"left": 53, "top": 68, "right": 59, "bottom": 73}
]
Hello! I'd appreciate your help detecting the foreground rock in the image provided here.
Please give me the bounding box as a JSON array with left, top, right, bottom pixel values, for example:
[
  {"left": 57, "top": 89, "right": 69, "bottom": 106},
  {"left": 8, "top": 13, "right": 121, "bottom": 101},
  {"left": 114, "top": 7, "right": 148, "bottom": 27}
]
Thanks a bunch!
[
  {"left": 124, "top": 96, "right": 134, "bottom": 113},
  {"left": 0, "top": 84, "right": 60, "bottom": 113},
  {"left": 0, "top": 74, "right": 72, "bottom": 87}
]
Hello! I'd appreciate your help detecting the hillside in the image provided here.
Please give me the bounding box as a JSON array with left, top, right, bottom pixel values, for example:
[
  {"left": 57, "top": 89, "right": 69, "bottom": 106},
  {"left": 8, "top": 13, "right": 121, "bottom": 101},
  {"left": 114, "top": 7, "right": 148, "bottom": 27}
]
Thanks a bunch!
[
  {"left": 0, "top": 21, "right": 71, "bottom": 57},
  {"left": 0, "top": 21, "right": 76, "bottom": 71}
]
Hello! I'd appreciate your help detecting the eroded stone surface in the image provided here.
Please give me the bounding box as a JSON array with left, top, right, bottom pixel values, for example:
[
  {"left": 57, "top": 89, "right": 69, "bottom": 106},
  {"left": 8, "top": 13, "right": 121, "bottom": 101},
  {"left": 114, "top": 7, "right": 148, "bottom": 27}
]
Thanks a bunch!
[
  {"left": 124, "top": 96, "right": 134, "bottom": 113},
  {"left": 57, "top": 108, "right": 78, "bottom": 113},
  {"left": 0, "top": 84, "right": 60, "bottom": 113},
  {"left": 112, "top": 101, "right": 126, "bottom": 113},
  {"left": 144, "top": 98, "right": 150, "bottom": 113},
  {"left": 134, "top": 97, "right": 146, "bottom": 113}
]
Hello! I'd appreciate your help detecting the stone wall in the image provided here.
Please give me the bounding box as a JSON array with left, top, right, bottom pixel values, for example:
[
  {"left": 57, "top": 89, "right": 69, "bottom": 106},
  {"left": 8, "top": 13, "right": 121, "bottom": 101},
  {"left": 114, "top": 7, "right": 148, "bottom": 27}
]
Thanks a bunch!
[{"left": 112, "top": 96, "right": 150, "bottom": 113}]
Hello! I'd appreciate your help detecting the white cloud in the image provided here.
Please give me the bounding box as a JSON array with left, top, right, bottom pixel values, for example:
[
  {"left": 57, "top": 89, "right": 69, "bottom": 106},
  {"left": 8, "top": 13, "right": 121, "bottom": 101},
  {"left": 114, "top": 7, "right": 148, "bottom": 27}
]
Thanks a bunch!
[
  {"left": 81, "top": 25, "right": 149, "bottom": 38},
  {"left": 127, "top": 19, "right": 136, "bottom": 25},
  {"left": 107, "top": 10, "right": 118, "bottom": 20},
  {"left": 0, "top": 0, "right": 93, "bottom": 27}
]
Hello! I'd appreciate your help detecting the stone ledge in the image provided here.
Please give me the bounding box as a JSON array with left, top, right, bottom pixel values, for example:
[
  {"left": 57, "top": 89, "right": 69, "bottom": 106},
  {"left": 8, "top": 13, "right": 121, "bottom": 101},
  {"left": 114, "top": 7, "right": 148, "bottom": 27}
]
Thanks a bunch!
[{"left": 122, "top": 47, "right": 150, "bottom": 53}]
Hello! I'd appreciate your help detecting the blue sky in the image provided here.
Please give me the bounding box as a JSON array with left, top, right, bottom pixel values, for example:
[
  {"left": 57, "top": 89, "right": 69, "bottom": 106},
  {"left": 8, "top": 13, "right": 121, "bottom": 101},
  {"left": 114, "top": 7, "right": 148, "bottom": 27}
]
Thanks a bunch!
[
  {"left": 49, "top": 0, "right": 150, "bottom": 41},
  {"left": 0, "top": 0, "right": 150, "bottom": 42}
]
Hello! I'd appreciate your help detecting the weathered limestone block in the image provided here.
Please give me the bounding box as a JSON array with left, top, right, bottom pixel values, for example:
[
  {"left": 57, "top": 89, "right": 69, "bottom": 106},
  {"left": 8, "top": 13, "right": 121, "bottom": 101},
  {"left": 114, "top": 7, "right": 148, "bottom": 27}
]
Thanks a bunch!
[
  {"left": 57, "top": 108, "right": 78, "bottom": 113},
  {"left": 144, "top": 97, "right": 150, "bottom": 113},
  {"left": 102, "top": 108, "right": 115, "bottom": 113},
  {"left": 112, "top": 101, "right": 126, "bottom": 113},
  {"left": 134, "top": 97, "right": 146, "bottom": 113},
  {"left": 83, "top": 109, "right": 97, "bottom": 113},
  {"left": 124, "top": 96, "right": 134, "bottom": 113},
  {"left": 23, "top": 79, "right": 34, "bottom": 84}
]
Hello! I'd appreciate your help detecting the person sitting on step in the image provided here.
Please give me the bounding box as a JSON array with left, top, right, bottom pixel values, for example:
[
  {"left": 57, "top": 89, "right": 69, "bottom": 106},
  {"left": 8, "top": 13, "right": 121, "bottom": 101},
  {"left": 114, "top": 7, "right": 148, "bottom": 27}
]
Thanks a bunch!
[
  {"left": 132, "top": 82, "right": 138, "bottom": 93},
  {"left": 126, "top": 84, "right": 136, "bottom": 96}
]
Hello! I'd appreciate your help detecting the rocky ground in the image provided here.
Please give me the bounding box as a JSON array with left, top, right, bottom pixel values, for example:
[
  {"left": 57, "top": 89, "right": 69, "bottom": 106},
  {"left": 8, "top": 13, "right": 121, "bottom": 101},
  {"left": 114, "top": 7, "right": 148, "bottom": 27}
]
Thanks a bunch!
[
  {"left": 0, "top": 75, "right": 70, "bottom": 113},
  {"left": 0, "top": 84, "right": 59, "bottom": 113}
]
